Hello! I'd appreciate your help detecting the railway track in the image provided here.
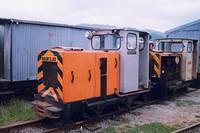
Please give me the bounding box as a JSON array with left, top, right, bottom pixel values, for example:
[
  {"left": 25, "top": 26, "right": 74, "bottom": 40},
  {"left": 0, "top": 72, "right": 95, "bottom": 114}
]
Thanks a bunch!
[
  {"left": 0, "top": 100, "right": 158, "bottom": 133},
  {"left": 0, "top": 119, "right": 44, "bottom": 133},
  {"left": 0, "top": 88, "right": 198, "bottom": 133},
  {"left": 173, "top": 121, "right": 200, "bottom": 133}
]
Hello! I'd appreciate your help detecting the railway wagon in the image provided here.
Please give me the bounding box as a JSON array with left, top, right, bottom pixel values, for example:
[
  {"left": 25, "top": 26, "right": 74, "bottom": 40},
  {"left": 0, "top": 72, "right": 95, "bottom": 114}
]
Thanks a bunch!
[
  {"left": 150, "top": 38, "right": 198, "bottom": 97},
  {"left": 33, "top": 28, "right": 150, "bottom": 119},
  {"left": 0, "top": 18, "right": 92, "bottom": 97}
]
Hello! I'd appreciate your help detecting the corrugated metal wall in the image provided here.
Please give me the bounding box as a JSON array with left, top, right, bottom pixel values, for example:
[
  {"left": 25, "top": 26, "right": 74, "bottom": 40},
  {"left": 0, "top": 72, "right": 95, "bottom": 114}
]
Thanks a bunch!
[
  {"left": 4, "top": 24, "right": 12, "bottom": 80},
  {"left": 166, "top": 24, "right": 200, "bottom": 72},
  {"left": 0, "top": 25, "right": 4, "bottom": 78},
  {"left": 11, "top": 23, "right": 90, "bottom": 81}
]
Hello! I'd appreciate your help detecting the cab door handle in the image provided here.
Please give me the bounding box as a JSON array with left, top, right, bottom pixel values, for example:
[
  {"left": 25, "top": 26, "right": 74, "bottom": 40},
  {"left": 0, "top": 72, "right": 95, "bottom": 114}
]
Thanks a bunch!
[
  {"left": 88, "top": 69, "right": 92, "bottom": 82},
  {"left": 115, "top": 58, "right": 118, "bottom": 68},
  {"left": 71, "top": 71, "right": 74, "bottom": 84}
]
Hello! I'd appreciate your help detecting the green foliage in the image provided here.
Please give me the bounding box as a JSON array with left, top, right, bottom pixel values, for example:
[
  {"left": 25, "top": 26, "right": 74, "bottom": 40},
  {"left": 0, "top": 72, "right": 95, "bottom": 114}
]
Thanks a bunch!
[
  {"left": 138, "top": 122, "right": 172, "bottom": 133},
  {"left": 101, "top": 125, "right": 117, "bottom": 133},
  {"left": 0, "top": 99, "right": 36, "bottom": 126},
  {"left": 176, "top": 100, "right": 194, "bottom": 107},
  {"left": 120, "top": 122, "right": 172, "bottom": 133}
]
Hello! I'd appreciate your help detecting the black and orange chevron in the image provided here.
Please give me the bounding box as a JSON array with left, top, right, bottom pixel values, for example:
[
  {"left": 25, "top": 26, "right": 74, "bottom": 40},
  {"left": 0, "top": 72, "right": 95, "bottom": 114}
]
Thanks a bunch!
[
  {"left": 37, "top": 50, "right": 63, "bottom": 102},
  {"left": 150, "top": 52, "right": 161, "bottom": 78}
]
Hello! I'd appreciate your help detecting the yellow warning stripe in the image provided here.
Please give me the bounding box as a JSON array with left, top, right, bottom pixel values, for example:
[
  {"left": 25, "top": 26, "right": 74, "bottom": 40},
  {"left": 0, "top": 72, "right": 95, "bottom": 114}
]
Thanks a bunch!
[
  {"left": 42, "top": 87, "right": 58, "bottom": 102},
  {"left": 154, "top": 65, "right": 160, "bottom": 77},
  {"left": 38, "top": 83, "right": 45, "bottom": 93},
  {"left": 150, "top": 52, "right": 161, "bottom": 77},
  {"left": 57, "top": 60, "right": 63, "bottom": 71},
  {"left": 57, "top": 73, "right": 63, "bottom": 86},
  {"left": 56, "top": 87, "right": 63, "bottom": 100},
  {"left": 37, "top": 71, "right": 43, "bottom": 80},
  {"left": 151, "top": 52, "right": 161, "bottom": 66},
  {"left": 37, "top": 60, "right": 42, "bottom": 68}
]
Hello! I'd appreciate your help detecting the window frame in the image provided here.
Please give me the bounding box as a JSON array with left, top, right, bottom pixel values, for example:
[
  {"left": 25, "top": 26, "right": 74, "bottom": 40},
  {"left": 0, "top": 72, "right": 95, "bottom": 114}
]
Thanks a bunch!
[
  {"left": 91, "top": 34, "right": 121, "bottom": 50},
  {"left": 139, "top": 36, "right": 145, "bottom": 51},
  {"left": 127, "top": 33, "right": 137, "bottom": 50},
  {"left": 187, "top": 41, "right": 193, "bottom": 53},
  {"left": 158, "top": 41, "right": 184, "bottom": 53}
]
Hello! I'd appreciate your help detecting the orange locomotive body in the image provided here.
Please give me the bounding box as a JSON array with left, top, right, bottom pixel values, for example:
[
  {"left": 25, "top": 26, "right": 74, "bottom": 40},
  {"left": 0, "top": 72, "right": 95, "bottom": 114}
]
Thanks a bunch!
[{"left": 34, "top": 47, "right": 119, "bottom": 118}]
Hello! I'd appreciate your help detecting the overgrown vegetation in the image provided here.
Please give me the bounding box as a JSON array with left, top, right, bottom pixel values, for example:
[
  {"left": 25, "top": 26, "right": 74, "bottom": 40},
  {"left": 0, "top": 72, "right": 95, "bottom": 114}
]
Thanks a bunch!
[
  {"left": 176, "top": 99, "right": 195, "bottom": 107},
  {"left": 0, "top": 99, "right": 36, "bottom": 126},
  {"left": 101, "top": 122, "right": 172, "bottom": 133}
]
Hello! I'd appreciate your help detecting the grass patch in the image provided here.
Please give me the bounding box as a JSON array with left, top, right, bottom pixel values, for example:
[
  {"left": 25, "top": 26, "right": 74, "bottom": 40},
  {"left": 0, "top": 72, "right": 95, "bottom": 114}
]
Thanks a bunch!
[
  {"left": 0, "top": 99, "right": 36, "bottom": 126},
  {"left": 107, "top": 120, "right": 120, "bottom": 126},
  {"left": 120, "top": 122, "right": 172, "bottom": 133},
  {"left": 100, "top": 125, "right": 117, "bottom": 133},
  {"left": 176, "top": 100, "right": 194, "bottom": 107},
  {"left": 100, "top": 122, "right": 172, "bottom": 133}
]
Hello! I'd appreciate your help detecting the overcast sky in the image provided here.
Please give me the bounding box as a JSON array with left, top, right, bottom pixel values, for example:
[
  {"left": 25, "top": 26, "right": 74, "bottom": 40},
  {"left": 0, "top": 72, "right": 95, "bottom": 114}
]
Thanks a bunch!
[{"left": 0, "top": 0, "right": 199, "bottom": 32}]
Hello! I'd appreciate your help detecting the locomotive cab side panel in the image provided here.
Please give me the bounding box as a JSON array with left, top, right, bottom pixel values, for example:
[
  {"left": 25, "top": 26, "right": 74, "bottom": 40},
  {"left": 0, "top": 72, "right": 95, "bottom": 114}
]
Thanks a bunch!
[
  {"left": 119, "top": 31, "right": 139, "bottom": 93},
  {"left": 181, "top": 40, "right": 198, "bottom": 81},
  {"left": 139, "top": 32, "right": 149, "bottom": 89}
]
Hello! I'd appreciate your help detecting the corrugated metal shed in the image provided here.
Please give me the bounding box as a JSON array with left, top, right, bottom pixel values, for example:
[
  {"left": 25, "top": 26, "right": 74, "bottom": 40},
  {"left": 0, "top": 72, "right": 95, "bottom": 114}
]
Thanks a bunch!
[
  {"left": 145, "top": 29, "right": 166, "bottom": 42},
  {"left": 0, "top": 18, "right": 94, "bottom": 81},
  {"left": 166, "top": 19, "right": 200, "bottom": 72}
]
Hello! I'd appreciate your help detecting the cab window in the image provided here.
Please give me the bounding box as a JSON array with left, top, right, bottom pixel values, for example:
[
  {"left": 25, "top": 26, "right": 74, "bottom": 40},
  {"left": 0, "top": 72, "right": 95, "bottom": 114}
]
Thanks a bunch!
[
  {"left": 92, "top": 34, "right": 121, "bottom": 50},
  {"left": 92, "top": 36, "right": 101, "bottom": 49},
  {"left": 158, "top": 42, "right": 183, "bottom": 52},
  {"left": 127, "top": 33, "right": 137, "bottom": 50},
  {"left": 187, "top": 42, "right": 193, "bottom": 53},
  {"left": 171, "top": 43, "right": 183, "bottom": 52}
]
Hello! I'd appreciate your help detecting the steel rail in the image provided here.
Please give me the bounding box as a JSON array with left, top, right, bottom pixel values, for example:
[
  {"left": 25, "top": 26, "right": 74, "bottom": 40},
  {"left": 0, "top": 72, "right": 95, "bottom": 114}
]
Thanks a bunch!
[
  {"left": 172, "top": 121, "right": 200, "bottom": 133},
  {"left": 0, "top": 118, "right": 44, "bottom": 133}
]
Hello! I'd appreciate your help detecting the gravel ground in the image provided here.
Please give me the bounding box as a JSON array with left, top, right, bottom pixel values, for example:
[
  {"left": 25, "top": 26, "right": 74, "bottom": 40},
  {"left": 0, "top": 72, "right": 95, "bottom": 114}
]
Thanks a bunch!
[
  {"left": 7, "top": 88, "right": 200, "bottom": 132},
  {"left": 95, "top": 88, "right": 200, "bottom": 131},
  {"left": 124, "top": 89, "right": 200, "bottom": 128},
  {"left": 10, "top": 127, "right": 44, "bottom": 133},
  {"left": 67, "top": 88, "right": 200, "bottom": 132}
]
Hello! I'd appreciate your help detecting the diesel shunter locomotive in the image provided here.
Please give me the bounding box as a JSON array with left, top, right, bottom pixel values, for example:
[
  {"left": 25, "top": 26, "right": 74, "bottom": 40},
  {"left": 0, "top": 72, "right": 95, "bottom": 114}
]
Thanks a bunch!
[
  {"left": 33, "top": 28, "right": 150, "bottom": 119},
  {"left": 150, "top": 38, "right": 198, "bottom": 97},
  {"left": 33, "top": 29, "right": 198, "bottom": 120}
]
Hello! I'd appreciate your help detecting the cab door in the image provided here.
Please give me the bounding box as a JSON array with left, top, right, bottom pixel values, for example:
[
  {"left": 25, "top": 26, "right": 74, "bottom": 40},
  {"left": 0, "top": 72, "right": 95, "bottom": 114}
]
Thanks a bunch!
[
  {"left": 181, "top": 41, "right": 193, "bottom": 81},
  {"left": 120, "top": 31, "right": 139, "bottom": 93}
]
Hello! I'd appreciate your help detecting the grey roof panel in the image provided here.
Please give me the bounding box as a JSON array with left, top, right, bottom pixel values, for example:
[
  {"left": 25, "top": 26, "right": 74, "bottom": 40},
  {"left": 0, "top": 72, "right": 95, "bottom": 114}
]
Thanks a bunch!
[
  {"left": 166, "top": 19, "right": 200, "bottom": 33},
  {"left": 0, "top": 18, "right": 94, "bottom": 30}
]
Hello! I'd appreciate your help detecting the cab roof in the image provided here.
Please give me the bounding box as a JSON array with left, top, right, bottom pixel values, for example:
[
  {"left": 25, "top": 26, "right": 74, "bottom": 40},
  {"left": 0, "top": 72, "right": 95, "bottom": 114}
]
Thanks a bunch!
[
  {"left": 157, "top": 38, "right": 197, "bottom": 41},
  {"left": 92, "top": 27, "right": 149, "bottom": 35}
]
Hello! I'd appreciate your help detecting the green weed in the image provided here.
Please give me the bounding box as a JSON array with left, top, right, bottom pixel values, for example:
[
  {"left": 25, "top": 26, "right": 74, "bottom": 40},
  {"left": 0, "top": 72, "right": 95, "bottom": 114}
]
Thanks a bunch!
[
  {"left": 120, "top": 122, "right": 172, "bottom": 133},
  {"left": 0, "top": 99, "right": 36, "bottom": 126},
  {"left": 176, "top": 100, "right": 194, "bottom": 107}
]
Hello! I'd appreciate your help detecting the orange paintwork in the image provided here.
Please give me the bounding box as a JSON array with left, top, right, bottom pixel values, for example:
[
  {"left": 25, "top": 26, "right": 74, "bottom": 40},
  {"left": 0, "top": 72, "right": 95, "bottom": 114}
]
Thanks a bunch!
[
  {"left": 62, "top": 51, "right": 96, "bottom": 103},
  {"left": 95, "top": 52, "right": 120, "bottom": 96},
  {"left": 37, "top": 49, "right": 120, "bottom": 104}
]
